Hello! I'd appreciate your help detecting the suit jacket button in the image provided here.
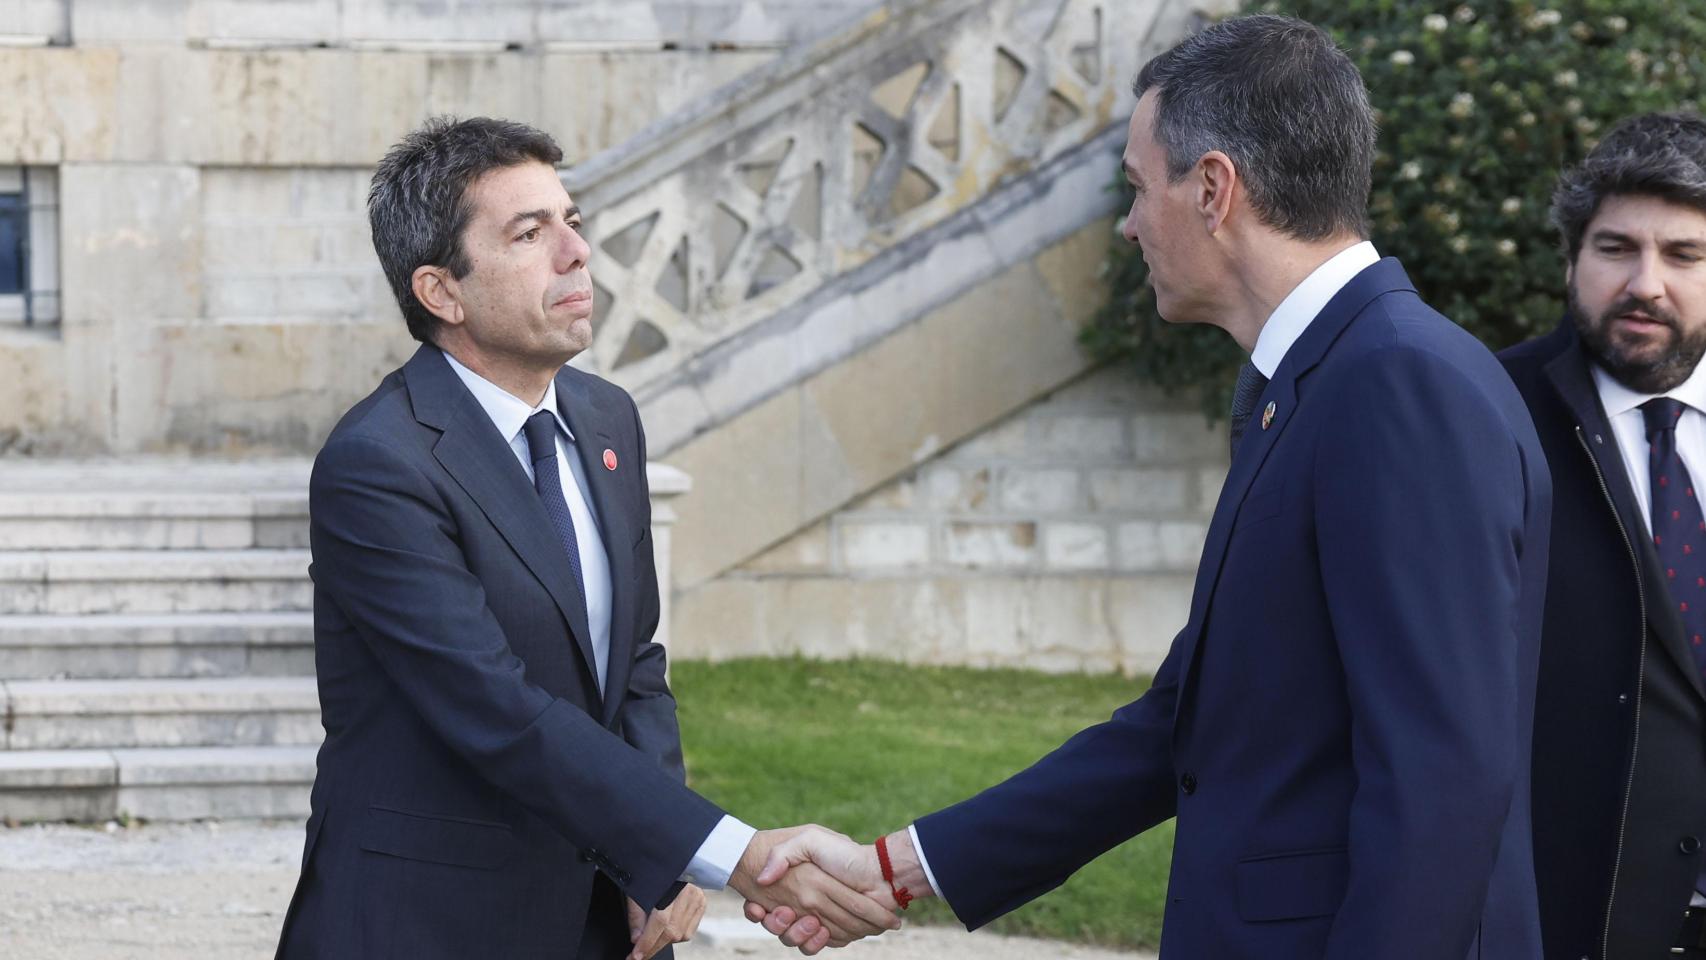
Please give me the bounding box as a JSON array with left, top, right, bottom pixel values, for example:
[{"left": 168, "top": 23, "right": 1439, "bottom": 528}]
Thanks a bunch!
[
  {"left": 1682, "top": 836, "right": 1702, "bottom": 855},
  {"left": 1180, "top": 773, "right": 1197, "bottom": 795}
]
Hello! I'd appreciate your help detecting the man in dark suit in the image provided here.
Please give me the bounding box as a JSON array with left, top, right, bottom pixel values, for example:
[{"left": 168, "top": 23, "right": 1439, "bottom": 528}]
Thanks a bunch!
[
  {"left": 273, "top": 117, "right": 898, "bottom": 959},
  {"left": 1499, "top": 112, "right": 1706, "bottom": 960},
  {"left": 746, "top": 15, "right": 1551, "bottom": 959}
]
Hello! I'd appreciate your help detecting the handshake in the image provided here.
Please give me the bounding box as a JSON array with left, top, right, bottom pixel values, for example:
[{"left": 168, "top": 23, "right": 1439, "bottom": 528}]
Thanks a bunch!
[{"left": 727, "top": 824, "right": 932, "bottom": 955}]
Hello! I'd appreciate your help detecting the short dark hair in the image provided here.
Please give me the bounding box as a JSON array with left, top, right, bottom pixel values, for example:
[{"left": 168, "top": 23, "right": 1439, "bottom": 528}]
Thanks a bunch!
[
  {"left": 368, "top": 117, "right": 564, "bottom": 344},
  {"left": 1133, "top": 14, "right": 1375, "bottom": 242},
  {"left": 1551, "top": 111, "right": 1706, "bottom": 263}
]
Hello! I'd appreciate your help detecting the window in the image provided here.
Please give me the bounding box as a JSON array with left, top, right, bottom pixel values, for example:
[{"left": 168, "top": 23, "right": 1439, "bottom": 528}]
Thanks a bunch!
[{"left": 0, "top": 166, "right": 60, "bottom": 328}]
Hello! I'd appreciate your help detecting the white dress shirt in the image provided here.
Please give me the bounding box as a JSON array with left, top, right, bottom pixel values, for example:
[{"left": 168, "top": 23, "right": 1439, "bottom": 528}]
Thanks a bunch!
[
  {"left": 1249, "top": 241, "right": 1381, "bottom": 378},
  {"left": 443, "top": 351, "right": 755, "bottom": 891},
  {"left": 907, "top": 242, "right": 1381, "bottom": 898},
  {"left": 1591, "top": 360, "right": 1706, "bottom": 529}
]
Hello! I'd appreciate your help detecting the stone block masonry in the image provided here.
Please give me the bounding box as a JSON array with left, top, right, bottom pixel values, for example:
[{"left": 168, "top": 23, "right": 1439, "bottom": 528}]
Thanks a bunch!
[{"left": 675, "top": 366, "right": 1230, "bottom": 676}]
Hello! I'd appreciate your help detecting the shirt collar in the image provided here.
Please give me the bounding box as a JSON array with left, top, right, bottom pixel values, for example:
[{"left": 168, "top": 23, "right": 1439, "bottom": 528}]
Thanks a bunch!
[
  {"left": 441, "top": 350, "right": 574, "bottom": 444},
  {"left": 1249, "top": 240, "right": 1381, "bottom": 378},
  {"left": 1591, "top": 352, "right": 1706, "bottom": 421}
]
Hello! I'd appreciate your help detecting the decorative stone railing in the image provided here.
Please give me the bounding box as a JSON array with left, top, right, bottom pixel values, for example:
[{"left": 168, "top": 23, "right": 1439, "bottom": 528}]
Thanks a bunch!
[{"left": 566, "top": 0, "right": 1204, "bottom": 409}]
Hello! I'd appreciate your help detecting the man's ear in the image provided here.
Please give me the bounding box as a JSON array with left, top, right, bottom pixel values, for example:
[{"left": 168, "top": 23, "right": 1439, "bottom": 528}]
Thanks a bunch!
[
  {"left": 1196, "top": 150, "right": 1238, "bottom": 235},
  {"left": 412, "top": 265, "right": 462, "bottom": 328}
]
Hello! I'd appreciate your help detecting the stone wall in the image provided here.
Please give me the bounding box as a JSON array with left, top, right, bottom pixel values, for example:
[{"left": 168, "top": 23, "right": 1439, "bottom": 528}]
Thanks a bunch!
[
  {"left": 0, "top": 39, "right": 772, "bottom": 455},
  {"left": 3, "top": 0, "right": 877, "bottom": 48},
  {"left": 672, "top": 366, "right": 1227, "bottom": 675}
]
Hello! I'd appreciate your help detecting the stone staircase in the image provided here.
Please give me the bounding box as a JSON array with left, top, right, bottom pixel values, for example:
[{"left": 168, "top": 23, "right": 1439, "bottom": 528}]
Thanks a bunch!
[{"left": 0, "top": 462, "right": 320, "bottom": 823}]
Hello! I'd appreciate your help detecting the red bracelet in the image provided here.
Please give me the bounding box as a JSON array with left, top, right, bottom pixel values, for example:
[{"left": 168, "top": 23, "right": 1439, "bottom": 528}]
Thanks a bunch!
[{"left": 875, "top": 833, "right": 914, "bottom": 910}]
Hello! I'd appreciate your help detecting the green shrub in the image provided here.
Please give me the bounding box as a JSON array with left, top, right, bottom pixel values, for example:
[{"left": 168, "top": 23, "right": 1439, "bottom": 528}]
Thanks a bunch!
[{"left": 1083, "top": 1, "right": 1706, "bottom": 416}]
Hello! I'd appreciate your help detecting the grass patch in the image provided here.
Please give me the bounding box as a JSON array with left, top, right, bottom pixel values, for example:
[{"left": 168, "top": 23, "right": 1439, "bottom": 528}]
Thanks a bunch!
[{"left": 673, "top": 657, "right": 1173, "bottom": 949}]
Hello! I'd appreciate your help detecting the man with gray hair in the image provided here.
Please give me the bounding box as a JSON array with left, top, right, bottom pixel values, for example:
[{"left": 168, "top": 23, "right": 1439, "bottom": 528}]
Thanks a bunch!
[
  {"left": 747, "top": 13, "right": 1550, "bottom": 959},
  {"left": 1501, "top": 111, "right": 1706, "bottom": 959}
]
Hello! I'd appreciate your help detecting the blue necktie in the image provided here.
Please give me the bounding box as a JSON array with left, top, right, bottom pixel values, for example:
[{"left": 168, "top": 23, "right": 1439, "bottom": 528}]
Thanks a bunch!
[
  {"left": 1642, "top": 398, "right": 1706, "bottom": 674},
  {"left": 1229, "top": 361, "right": 1269, "bottom": 457},
  {"left": 522, "top": 410, "right": 587, "bottom": 617}
]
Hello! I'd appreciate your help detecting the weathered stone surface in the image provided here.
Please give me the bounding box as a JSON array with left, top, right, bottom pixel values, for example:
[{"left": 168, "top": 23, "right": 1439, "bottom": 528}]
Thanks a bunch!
[
  {"left": 59, "top": 165, "right": 204, "bottom": 326},
  {"left": 837, "top": 520, "right": 931, "bottom": 571},
  {"left": 942, "top": 521, "right": 1037, "bottom": 570},
  {"left": 999, "top": 467, "right": 1081, "bottom": 513},
  {"left": 59, "top": 0, "right": 872, "bottom": 48},
  {"left": 107, "top": 322, "right": 416, "bottom": 454},
  {"left": 675, "top": 571, "right": 1194, "bottom": 675},
  {"left": 1041, "top": 521, "right": 1109, "bottom": 571}
]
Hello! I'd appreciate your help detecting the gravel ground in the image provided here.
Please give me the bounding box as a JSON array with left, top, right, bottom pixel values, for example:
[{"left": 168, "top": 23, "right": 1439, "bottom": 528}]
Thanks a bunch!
[{"left": 0, "top": 821, "right": 1153, "bottom": 960}]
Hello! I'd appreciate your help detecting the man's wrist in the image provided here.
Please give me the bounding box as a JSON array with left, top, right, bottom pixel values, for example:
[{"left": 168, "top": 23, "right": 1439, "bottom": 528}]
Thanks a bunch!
[
  {"left": 881, "top": 829, "right": 933, "bottom": 900},
  {"left": 728, "top": 834, "right": 765, "bottom": 898}
]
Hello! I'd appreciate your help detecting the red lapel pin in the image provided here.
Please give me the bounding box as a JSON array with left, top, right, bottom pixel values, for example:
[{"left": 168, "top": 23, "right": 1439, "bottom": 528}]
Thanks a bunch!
[{"left": 603, "top": 448, "right": 618, "bottom": 471}]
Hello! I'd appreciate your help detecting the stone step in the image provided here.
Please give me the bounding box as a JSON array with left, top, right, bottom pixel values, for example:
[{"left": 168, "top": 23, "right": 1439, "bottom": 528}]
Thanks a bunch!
[
  {"left": 1, "top": 678, "right": 323, "bottom": 750},
  {"left": 0, "top": 549, "right": 312, "bottom": 615},
  {"left": 0, "top": 612, "right": 313, "bottom": 680},
  {"left": 0, "top": 746, "right": 316, "bottom": 822},
  {"left": 0, "top": 491, "right": 309, "bottom": 550}
]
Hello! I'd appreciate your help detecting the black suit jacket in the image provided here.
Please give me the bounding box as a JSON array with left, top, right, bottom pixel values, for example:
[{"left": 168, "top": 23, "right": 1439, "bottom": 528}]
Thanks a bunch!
[
  {"left": 275, "top": 346, "right": 724, "bottom": 960},
  {"left": 1501, "top": 321, "right": 1706, "bottom": 959}
]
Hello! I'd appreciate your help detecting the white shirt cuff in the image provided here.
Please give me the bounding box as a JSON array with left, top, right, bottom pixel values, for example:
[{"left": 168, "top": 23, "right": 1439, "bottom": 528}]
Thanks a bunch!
[
  {"left": 906, "top": 823, "right": 943, "bottom": 897},
  {"left": 681, "top": 815, "right": 757, "bottom": 890}
]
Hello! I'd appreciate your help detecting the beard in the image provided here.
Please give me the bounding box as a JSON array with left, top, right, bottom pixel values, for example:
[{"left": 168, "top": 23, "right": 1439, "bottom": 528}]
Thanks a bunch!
[{"left": 1570, "top": 283, "right": 1706, "bottom": 394}]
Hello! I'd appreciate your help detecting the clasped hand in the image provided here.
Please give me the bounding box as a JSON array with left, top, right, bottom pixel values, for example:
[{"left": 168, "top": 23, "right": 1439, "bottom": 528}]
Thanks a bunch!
[{"left": 730, "top": 825, "right": 901, "bottom": 954}]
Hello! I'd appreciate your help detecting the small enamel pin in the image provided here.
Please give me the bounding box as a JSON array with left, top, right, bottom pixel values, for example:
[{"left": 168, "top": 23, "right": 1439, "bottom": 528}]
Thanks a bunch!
[
  {"left": 603, "top": 448, "right": 618, "bottom": 471},
  {"left": 1261, "top": 401, "right": 1276, "bottom": 430}
]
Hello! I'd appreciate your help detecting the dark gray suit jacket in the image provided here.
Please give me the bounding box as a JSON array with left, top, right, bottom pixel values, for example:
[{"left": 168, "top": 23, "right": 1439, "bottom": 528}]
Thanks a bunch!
[{"left": 275, "top": 345, "right": 724, "bottom": 959}]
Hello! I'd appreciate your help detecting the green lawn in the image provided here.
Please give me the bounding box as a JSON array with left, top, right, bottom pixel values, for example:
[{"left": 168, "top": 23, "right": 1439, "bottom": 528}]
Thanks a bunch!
[{"left": 673, "top": 657, "right": 1174, "bottom": 949}]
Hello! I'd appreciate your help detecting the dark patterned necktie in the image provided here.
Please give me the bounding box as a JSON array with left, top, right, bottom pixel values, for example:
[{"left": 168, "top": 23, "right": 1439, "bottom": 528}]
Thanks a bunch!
[
  {"left": 1642, "top": 398, "right": 1706, "bottom": 673},
  {"left": 523, "top": 410, "right": 587, "bottom": 615},
  {"left": 1229, "top": 361, "right": 1270, "bottom": 458}
]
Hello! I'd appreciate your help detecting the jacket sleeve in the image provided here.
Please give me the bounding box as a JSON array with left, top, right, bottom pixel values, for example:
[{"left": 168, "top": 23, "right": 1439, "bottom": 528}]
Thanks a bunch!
[
  {"left": 1311, "top": 346, "right": 1535, "bottom": 959},
  {"left": 911, "top": 635, "right": 1183, "bottom": 930},
  {"left": 309, "top": 432, "right": 725, "bottom": 908}
]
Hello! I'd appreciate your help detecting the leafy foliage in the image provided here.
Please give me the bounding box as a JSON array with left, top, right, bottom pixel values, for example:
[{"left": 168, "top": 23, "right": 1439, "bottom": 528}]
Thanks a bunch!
[{"left": 1083, "top": 1, "right": 1706, "bottom": 416}]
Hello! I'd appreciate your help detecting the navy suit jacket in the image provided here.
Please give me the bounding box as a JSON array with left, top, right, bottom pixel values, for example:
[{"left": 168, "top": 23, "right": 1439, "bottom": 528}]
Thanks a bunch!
[
  {"left": 275, "top": 346, "right": 725, "bottom": 959},
  {"left": 914, "top": 259, "right": 1551, "bottom": 959}
]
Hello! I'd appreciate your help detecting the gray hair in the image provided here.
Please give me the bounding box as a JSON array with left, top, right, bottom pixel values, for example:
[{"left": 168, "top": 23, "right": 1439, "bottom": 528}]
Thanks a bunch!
[
  {"left": 1551, "top": 111, "right": 1706, "bottom": 262},
  {"left": 1133, "top": 13, "right": 1376, "bottom": 242},
  {"left": 368, "top": 117, "right": 565, "bottom": 344}
]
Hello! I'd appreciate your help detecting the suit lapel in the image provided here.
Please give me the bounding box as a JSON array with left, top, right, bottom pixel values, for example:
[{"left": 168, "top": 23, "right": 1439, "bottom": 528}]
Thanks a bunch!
[
  {"left": 555, "top": 370, "right": 639, "bottom": 726},
  {"left": 403, "top": 347, "right": 603, "bottom": 700},
  {"left": 1543, "top": 335, "right": 1706, "bottom": 703},
  {"left": 1173, "top": 259, "right": 1416, "bottom": 705}
]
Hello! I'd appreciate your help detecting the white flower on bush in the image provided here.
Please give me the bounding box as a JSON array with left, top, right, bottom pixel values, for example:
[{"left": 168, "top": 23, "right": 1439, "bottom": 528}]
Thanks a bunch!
[
  {"left": 1519, "top": 111, "right": 1538, "bottom": 126},
  {"left": 1454, "top": 5, "right": 1477, "bottom": 24},
  {"left": 1423, "top": 14, "right": 1449, "bottom": 32},
  {"left": 1526, "top": 9, "right": 1563, "bottom": 29},
  {"left": 1390, "top": 49, "right": 1416, "bottom": 66},
  {"left": 1450, "top": 236, "right": 1471, "bottom": 254},
  {"left": 1554, "top": 69, "right": 1578, "bottom": 88},
  {"left": 1606, "top": 15, "right": 1629, "bottom": 33},
  {"left": 1400, "top": 160, "right": 1423, "bottom": 180},
  {"left": 1449, "top": 92, "right": 1476, "bottom": 118},
  {"left": 1497, "top": 239, "right": 1518, "bottom": 256},
  {"left": 1501, "top": 197, "right": 1523, "bottom": 215},
  {"left": 1566, "top": 97, "right": 1584, "bottom": 115}
]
